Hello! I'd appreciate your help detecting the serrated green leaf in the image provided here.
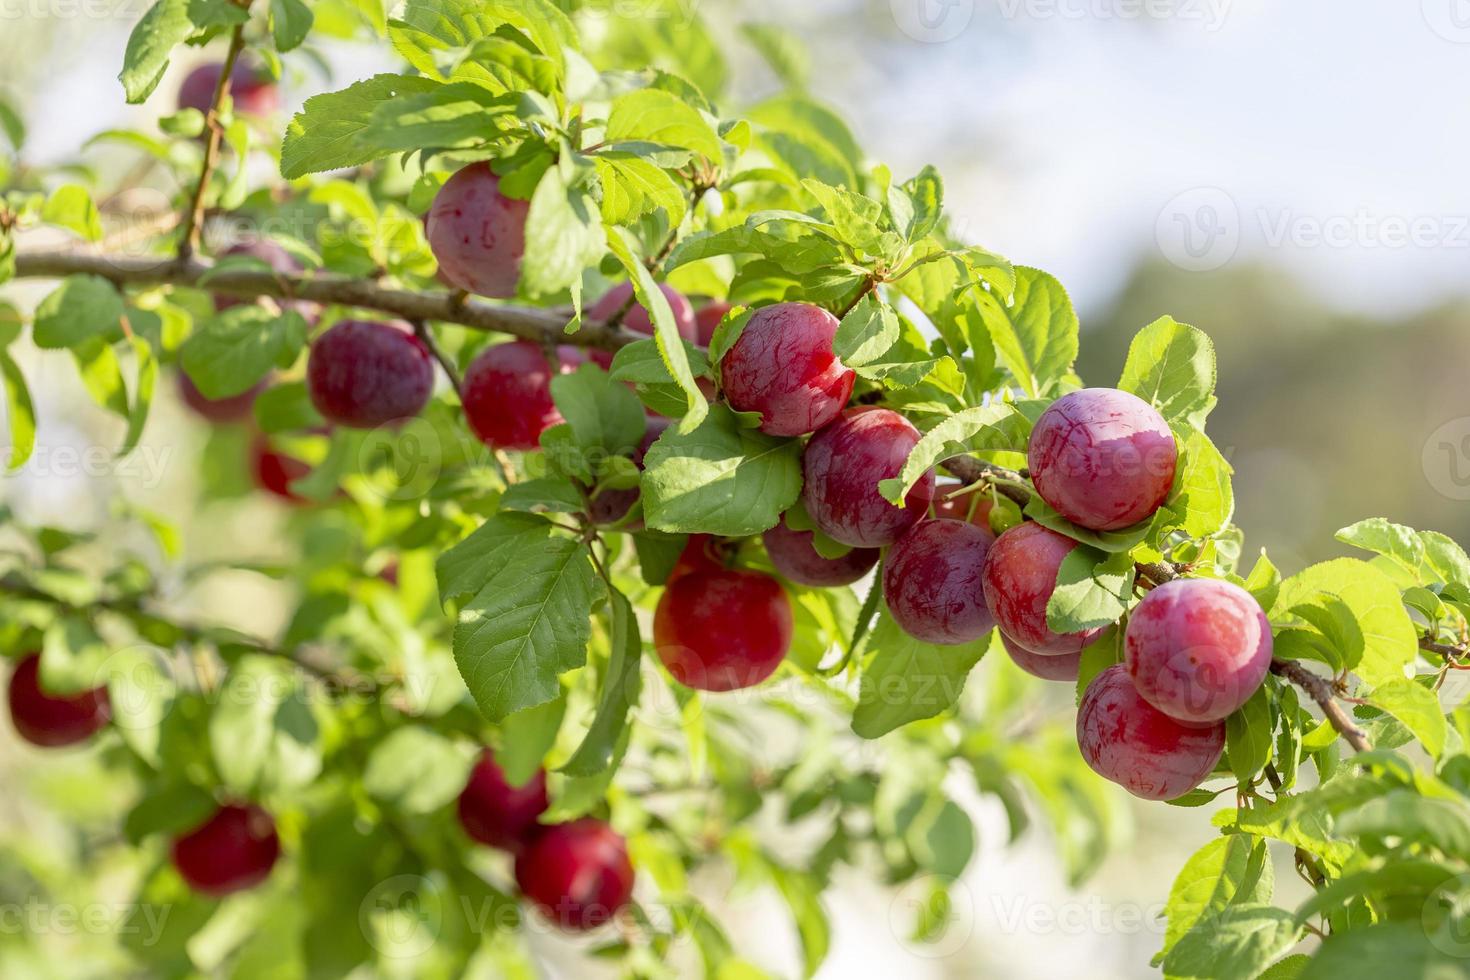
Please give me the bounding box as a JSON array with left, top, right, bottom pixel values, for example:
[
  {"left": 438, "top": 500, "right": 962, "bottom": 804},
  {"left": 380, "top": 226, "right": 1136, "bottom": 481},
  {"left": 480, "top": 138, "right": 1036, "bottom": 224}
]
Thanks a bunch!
[
  {"left": 1273, "top": 558, "right": 1417, "bottom": 686},
  {"left": 605, "top": 226, "right": 704, "bottom": 427},
  {"left": 561, "top": 588, "right": 643, "bottom": 777},
  {"left": 0, "top": 350, "right": 35, "bottom": 469},
  {"left": 1160, "top": 836, "right": 1274, "bottom": 957},
  {"left": 877, "top": 401, "right": 1033, "bottom": 504},
  {"left": 1118, "top": 315, "right": 1217, "bottom": 429},
  {"left": 118, "top": 0, "right": 194, "bottom": 104},
  {"left": 852, "top": 612, "right": 991, "bottom": 738},
  {"left": 1046, "top": 548, "right": 1134, "bottom": 633},
  {"left": 641, "top": 404, "right": 801, "bottom": 536},
  {"left": 454, "top": 536, "right": 598, "bottom": 722},
  {"left": 41, "top": 185, "right": 103, "bottom": 241},
  {"left": 1162, "top": 904, "right": 1300, "bottom": 980},
  {"left": 281, "top": 74, "right": 443, "bottom": 178},
  {"left": 33, "top": 275, "right": 123, "bottom": 349},
  {"left": 1368, "top": 678, "right": 1446, "bottom": 759},
  {"left": 972, "top": 266, "right": 1077, "bottom": 397},
  {"left": 180, "top": 307, "right": 306, "bottom": 400},
  {"left": 1226, "top": 684, "right": 1273, "bottom": 781},
  {"left": 606, "top": 88, "right": 722, "bottom": 161},
  {"left": 270, "top": 0, "right": 314, "bottom": 51}
]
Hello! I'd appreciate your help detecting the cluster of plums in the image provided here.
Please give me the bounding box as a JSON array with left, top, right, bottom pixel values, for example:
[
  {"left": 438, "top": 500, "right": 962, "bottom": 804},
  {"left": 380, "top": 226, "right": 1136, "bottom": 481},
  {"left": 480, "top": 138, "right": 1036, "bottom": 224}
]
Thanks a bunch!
[
  {"left": 4, "top": 652, "right": 634, "bottom": 924},
  {"left": 457, "top": 752, "right": 635, "bottom": 930}
]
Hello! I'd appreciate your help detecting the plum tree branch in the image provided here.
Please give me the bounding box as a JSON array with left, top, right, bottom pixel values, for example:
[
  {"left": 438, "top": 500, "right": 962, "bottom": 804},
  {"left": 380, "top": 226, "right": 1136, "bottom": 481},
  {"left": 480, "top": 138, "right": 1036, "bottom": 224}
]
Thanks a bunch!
[
  {"left": 1270, "top": 659, "right": 1372, "bottom": 753},
  {"left": 177, "top": 18, "right": 248, "bottom": 262},
  {"left": 11, "top": 250, "right": 641, "bottom": 351}
]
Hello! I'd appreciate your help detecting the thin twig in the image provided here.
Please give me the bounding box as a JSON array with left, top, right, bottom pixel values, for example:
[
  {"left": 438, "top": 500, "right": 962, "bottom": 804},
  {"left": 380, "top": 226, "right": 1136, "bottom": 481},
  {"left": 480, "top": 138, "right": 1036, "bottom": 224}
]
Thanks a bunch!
[
  {"left": 177, "top": 20, "right": 248, "bottom": 261},
  {"left": 410, "top": 318, "right": 462, "bottom": 397}
]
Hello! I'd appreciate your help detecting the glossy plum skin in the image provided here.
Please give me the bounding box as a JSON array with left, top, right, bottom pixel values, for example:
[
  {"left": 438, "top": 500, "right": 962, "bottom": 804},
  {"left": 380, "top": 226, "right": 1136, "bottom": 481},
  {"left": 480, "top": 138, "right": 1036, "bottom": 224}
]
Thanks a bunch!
[
  {"left": 1077, "top": 665, "right": 1225, "bottom": 801},
  {"left": 426, "top": 163, "right": 529, "bottom": 298},
  {"left": 462, "top": 341, "right": 585, "bottom": 449},
  {"left": 1001, "top": 634, "right": 1080, "bottom": 682},
  {"left": 587, "top": 283, "right": 696, "bottom": 369},
  {"left": 7, "top": 653, "right": 109, "bottom": 748},
  {"left": 694, "top": 301, "right": 730, "bottom": 347},
  {"left": 762, "top": 517, "right": 878, "bottom": 587},
  {"left": 801, "top": 408, "right": 936, "bottom": 549},
  {"left": 1125, "top": 578, "right": 1272, "bottom": 725},
  {"left": 721, "top": 302, "right": 856, "bottom": 437},
  {"left": 178, "top": 61, "right": 279, "bottom": 117},
  {"left": 457, "top": 751, "right": 549, "bottom": 852},
  {"left": 171, "top": 803, "right": 281, "bottom": 896},
  {"left": 654, "top": 568, "right": 793, "bottom": 691},
  {"left": 587, "top": 417, "right": 669, "bottom": 526},
  {"left": 1028, "top": 388, "right": 1177, "bottom": 531},
  {"left": 514, "top": 819, "right": 635, "bottom": 931},
  {"left": 981, "top": 522, "right": 1106, "bottom": 655},
  {"left": 932, "top": 483, "right": 996, "bottom": 536},
  {"left": 250, "top": 435, "right": 311, "bottom": 503},
  {"left": 307, "top": 320, "right": 435, "bottom": 428},
  {"left": 179, "top": 373, "right": 266, "bottom": 423},
  {"left": 883, "top": 519, "right": 995, "bottom": 645}
]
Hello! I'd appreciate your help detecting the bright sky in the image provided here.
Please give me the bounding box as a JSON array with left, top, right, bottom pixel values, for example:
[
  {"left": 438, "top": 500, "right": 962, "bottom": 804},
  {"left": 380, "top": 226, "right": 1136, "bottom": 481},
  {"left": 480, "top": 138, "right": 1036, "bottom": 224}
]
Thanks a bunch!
[{"left": 776, "top": 0, "right": 1470, "bottom": 319}]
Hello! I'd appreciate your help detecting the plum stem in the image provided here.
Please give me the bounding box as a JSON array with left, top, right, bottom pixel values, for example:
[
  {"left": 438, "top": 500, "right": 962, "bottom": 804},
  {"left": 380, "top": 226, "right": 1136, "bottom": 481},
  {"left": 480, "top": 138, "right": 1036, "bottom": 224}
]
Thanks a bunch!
[{"left": 177, "top": 16, "right": 249, "bottom": 263}]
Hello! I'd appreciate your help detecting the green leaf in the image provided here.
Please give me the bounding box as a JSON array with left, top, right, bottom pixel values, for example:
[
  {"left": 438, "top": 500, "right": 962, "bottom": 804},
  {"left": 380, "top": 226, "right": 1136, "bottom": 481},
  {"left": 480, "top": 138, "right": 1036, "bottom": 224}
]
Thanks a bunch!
[
  {"left": 877, "top": 401, "right": 1034, "bottom": 505},
  {"left": 972, "top": 267, "right": 1078, "bottom": 397},
  {"left": 1273, "top": 558, "right": 1417, "bottom": 686},
  {"left": 1300, "top": 922, "right": 1467, "bottom": 980},
  {"left": 453, "top": 536, "right": 599, "bottom": 722},
  {"left": 0, "top": 95, "right": 24, "bottom": 150},
  {"left": 852, "top": 612, "right": 991, "bottom": 738},
  {"left": 120, "top": 334, "right": 157, "bottom": 457},
  {"left": 895, "top": 165, "right": 943, "bottom": 242},
  {"left": 119, "top": 0, "right": 194, "bottom": 104},
  {"left": 363, "top": 726, "right": 472, "bottom": 813},
  {"left": 280, "top": 74, "right": 443, "bottom": 178},
  {"left": 605, "top": 226, "right": 705, "bottom": 427},
  {"left": 609, "top": 337, "right": 712, "bottom": 418},
  {"left": 1335, "top": 790, "right": 1470, "bottom": 860},
  {"left": 209, "top": 656, "right": 321, "bottom": 795},
  {"left": 0, "top": 350, "right": 35, "bottom": 469},
  {"left": 1046, "top": 548, "right": 1135, "bottom": 633},
  {"left": 33, "top": 275, "right": 123, "bottom": 349},
  {"left": 496, "top": 695, "right": 564, "bottom": 785},
  {"left": 252, "top": 380, "right": 324, "bottom": 433},
  {"left": 180, "top": 308, "right": 307, "bottom": 400},
  {"left": 596, "top": 155, "right": 687, "bottom": 227},
  {"left": 832, "top": 292, "right": 898, "bottom": 367},
  {"left": 561, "top": 588, "right": 643, "bottom": 777},
  {"left": 437, "top": 512, "right": 551, "bottom": 605},
  {"left": 270, "top": 0, "right": 314, "bottom": 51},
  {"left": 1336, "top": 517, "right": 1470, "bottom": 588},
  {"left": 1242, "top": 550, "right": 1281, "bottom": 611},
  {"left": 767, "top": 863, "right": 830, "bottom": 978},
  {"left": 1162, "top": 904, "right": 1301, "bottom": 980},
  {"left": 1225, "top": 684, "right": 1273, "bottom": 782},
  {"left": 522, "top": 164, "right": 606, "bottom": 297},
  {"left": 641, "top": 404, "right": 802, "bottom": 537},
  {"left": 549, "top": 365, "right": 646, "bottom": 460},
  {"left": 41, "top": 185, "right": 103, "bottom": 241},
  {"left": 801, "top": 179, "right": 885, "bottom": 252},
  {"left": 1160, "top": 836, "right": 1274, "bottom": 957},
  {"left": 1169, "top": 428, "right": 1234, "bottom": 539},
  {"left": 1367, "top": 678, "right": 1446, "bottom": 759},
  {"left": 741, "top": 23, "right": 809, "bottom": 89},
  {"left": 71, "top": 338, "right": 130, "bottom": 418},
  {"left": 1117, "top": 316, "right": 1217, "bottom": 429},
  {"left": 606, "top": 89, "right": 722, "bottom": 161}
]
